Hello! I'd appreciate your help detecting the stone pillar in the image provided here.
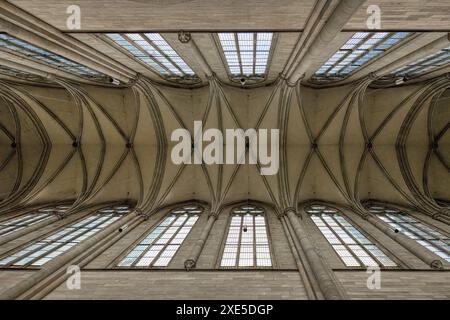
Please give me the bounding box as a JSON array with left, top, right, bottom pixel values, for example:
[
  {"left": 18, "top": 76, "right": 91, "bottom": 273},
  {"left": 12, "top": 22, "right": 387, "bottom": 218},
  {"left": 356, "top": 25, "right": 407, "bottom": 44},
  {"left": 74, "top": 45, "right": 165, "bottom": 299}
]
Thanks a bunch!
[
  {"left": 280, "top": 216, "right": 318, "bottom": 300},
  {"left": 288, "top": 0, "right": 366, "bottom": 82},
  {"left": 364, "top": 214, "right": 444, "bottom": 269},
  {"left": 285, "top": 209, "right": 343, "bottom": 300},
  {"left": 184, "top": 212, "right": 216, "bottom": 270}
]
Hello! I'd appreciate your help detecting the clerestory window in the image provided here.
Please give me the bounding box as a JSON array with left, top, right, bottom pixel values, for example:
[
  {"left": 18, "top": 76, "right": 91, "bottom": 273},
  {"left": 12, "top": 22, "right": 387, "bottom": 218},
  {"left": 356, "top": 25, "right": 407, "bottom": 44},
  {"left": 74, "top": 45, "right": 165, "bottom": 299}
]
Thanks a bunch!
[
  {"left": 368, "top": 205, "right": 450, "bottom": 263},
  {"left": 307, "top": 204, "right": 397, "bottom": 267},
  {"left": 220, "top": 205, "right": 272, "bottom": 268},
  {"left": 117, "top": 205, "right": 202, "bottom": 268},
  {"left": 0, "top": 205, "right": 130, "bottom": 268}
]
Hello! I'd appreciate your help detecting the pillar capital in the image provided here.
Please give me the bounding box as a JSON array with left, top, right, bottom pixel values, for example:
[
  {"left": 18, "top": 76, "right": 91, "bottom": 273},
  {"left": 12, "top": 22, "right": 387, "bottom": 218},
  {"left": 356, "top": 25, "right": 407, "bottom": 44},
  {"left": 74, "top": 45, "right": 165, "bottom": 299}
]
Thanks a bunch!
[{"left": 283, "top": 207, "right": 297, "bottom": 216}]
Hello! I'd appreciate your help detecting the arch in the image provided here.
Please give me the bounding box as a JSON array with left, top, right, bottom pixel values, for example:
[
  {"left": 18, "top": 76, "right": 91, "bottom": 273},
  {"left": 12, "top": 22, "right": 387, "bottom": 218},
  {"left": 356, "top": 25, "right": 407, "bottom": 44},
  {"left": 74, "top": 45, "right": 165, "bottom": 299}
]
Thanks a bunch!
[
  {"left": 144, "top": 199, "right": 210, "bottom": 217},
  {"left": 219, "top": 199, "right": 278, "bottom": 217}
]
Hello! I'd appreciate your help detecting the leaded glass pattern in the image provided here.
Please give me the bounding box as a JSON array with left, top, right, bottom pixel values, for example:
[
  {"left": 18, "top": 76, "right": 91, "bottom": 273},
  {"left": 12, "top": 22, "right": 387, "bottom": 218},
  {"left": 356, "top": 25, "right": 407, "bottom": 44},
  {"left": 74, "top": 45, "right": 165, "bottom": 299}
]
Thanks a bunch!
[
  {"left": 313, "top": 32, "right": 412, "bottom": 82},
  {"left": 307, "top": 205, "right": 396, "bottom": 267},
  {"left": 220, "top": 205, "right": 272, "bottom": 268},
  {"left": 368, "top": 205, "right": 450, "bottom": 262},
  {"left": 117, "top": 205, "right": 202, "bottom": 268},
  {"left": 0, "top": 205, "right": 70, "bottom": 238},
  {"left": 0, "top": 205, "right": 130, "bottom": 268},
  {"left": 217, "top": 32, "right": 273, "bottom": 76},
  {"left": 389, "top": 46, "right": 450, "bottom": 78},
  {"left": 0, "top": 34, "right": 107, "bottom": 81},
  {"left": 105, "top": 33, "right": 198, "bottom": 82}
]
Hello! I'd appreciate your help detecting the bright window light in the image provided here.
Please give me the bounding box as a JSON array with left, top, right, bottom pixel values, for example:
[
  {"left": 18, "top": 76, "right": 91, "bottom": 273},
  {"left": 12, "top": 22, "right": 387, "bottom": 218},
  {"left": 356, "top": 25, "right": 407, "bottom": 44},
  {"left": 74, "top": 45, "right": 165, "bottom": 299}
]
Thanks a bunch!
[
  {"left": 307, "top": 205, "right": 397, "bottom": 267},
  {"left": 0, "top": 34, "right": 106, "bottom": 81},
  {"left": 218, "top": 32, "right": 274, "bottom": 76},
  {"left": 0, "top": 205, "right": 130, "bottom": 268},
  {"left": 368, "top": 205, "right": 450, "bottom": 263},
  {"left": 313, "top": 32, "right": 412, "bottom": 82},
  {"left": 388, "top": 46, "right": 450, "bottom": 78},
  {"left": 220, "top": 205, "right": 272, "bottom": 268},
  {"left": 106, "top": 33, "right": 197, "bottom": 79},
  {"left": 0, "top": 205, "right": 70, "bottom": 238},
  {"left": 118, "top": 205, "right": 202, "bottom": 268}
]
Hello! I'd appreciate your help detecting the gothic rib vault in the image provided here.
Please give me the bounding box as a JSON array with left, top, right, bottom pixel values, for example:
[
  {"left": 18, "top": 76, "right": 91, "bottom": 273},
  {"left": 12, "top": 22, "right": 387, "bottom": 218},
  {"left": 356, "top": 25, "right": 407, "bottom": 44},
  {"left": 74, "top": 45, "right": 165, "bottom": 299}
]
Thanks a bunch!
[
  {"left": 0, "top": 0, "right": 450, "bottom": 300},
  {"left": 0, "top": 74, "right": 449, "bottom": 221}
]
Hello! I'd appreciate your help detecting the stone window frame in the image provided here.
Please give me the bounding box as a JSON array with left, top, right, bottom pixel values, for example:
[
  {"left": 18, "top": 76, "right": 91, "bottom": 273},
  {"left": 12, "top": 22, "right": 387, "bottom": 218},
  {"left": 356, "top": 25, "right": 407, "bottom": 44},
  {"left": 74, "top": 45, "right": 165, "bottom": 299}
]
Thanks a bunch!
[
  {"left": 305, "top": 202, "right": 399, "bottom": 269},
  {"left": 213, "top": 32, "right": 278, "bottom": 86},
  {"left": 366, "top": 203, "right": 450, "bottom": 263},
  {"left": 0, "top": 203, "right": 72, "bottom": 238},
  {"left": 101, "top": 33, "right": 201, "bottom": 85},
  {"left": 216, "top": 203, "right": 276, "bottom": 269},
  {"left": 310, "top": 31, "right": 415, "bottom": 84},
  {"left": 0, "top": 33, "right": 108, "bottom": 82},
  {"left": 0, "top": 204, "right": 131, "bottom": 269},
  {"left": 112, "top": 203, "right": 204, "bottom": 269}
]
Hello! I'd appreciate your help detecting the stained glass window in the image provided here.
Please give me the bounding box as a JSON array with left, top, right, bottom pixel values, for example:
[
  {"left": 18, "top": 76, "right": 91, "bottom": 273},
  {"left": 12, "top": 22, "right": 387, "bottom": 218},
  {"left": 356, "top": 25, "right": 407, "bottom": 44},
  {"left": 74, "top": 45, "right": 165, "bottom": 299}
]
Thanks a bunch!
[
  {"left": 117, "top": 205, "right": 202, "bottom": 268},
  {"left": 368, "top": 205, "right": 450, "bottom": 263},
  {"left": 307, "top": 205, "right": 396, "bottom": 267},
  {"left": 220, "top": 205, "right": 272, "bottom": 268}
]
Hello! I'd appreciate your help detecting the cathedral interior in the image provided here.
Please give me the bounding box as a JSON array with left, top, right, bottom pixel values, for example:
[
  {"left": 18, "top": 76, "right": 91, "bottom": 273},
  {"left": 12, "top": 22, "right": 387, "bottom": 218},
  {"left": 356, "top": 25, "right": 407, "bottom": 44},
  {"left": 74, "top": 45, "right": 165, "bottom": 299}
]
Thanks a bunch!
[{"left": 0, "top": 0, "right": 449, "bottom": 300}]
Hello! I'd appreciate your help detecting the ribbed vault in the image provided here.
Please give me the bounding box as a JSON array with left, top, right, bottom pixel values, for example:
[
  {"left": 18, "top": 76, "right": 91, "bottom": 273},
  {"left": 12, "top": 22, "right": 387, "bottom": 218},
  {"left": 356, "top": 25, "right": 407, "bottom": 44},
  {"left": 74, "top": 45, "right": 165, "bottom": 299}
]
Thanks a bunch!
[{"left": 0, "top": 73, "right": 448, "bottom": 221}]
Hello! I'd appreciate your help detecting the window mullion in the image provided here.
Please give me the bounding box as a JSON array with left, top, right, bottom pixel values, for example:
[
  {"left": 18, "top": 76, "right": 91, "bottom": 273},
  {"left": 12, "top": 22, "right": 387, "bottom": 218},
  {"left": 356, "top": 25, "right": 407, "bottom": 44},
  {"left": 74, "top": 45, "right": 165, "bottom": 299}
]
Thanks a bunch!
[
  {"left": 143, "top": 34, "right": 186, "bottom": 76},
  {"left": 235, "top": 215, "right": 242, "bottom": 268},
  {"left": 129, "top": 216, "right": 172, "bottom": 268},
  {"left": 234, "top": 33, "right": 243, "bottom": 75},
  {"left": 149, "top": 215, "right": 179, "bottom": 267},
  {"left": 27, "top": 214, "right": 109, "bottom": 267},
  {"left": 333, "top": 215, "right": 381, "bottom": 265},
  {"left": 154, "top": 216, "right": 186, "bottom": 264},
  {"left": 326, "top": 215, "right": 363, "bottom": 266},
  {"left": 4, "top": 214, "right": 98, "bottom": 267},
  {"left": 253, "top": 214, "right": 257, "bottom": 267},
  {"left": 122, "top": 34, "right": 172, "bottom": 75},
  {"left": 252, "top": 32, "right": 256, "bottom": 75}
]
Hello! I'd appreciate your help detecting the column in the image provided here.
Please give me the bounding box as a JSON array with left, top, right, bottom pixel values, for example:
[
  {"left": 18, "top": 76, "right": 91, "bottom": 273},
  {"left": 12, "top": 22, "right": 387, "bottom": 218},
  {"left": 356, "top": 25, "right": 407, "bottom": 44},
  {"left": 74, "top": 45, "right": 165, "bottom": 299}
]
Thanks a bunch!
[
  {"left": 285, "top": 209, "right": 344, "bottom": 300},
  {"left": 184, "top": 212, "right": 216, "bottom": 270}
]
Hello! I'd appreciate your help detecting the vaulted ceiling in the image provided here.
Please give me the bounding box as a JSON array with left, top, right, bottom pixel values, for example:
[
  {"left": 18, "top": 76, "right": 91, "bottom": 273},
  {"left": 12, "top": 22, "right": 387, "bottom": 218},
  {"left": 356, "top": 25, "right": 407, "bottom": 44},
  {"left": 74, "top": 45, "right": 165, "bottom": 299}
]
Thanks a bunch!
[
  {"left": 0, "top": 0, "right": 449, "bottom": 219},
  {"left": 0, "top": 76, "right": 448, "bottom": 217}
]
